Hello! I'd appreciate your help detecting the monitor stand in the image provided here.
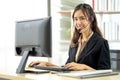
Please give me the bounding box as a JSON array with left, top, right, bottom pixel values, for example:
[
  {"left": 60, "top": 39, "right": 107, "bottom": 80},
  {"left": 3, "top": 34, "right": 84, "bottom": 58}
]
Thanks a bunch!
[
  {"left": 16, "top": 47, "right": 51, "bottom": 73},
  {"left": 16, "top": 51, "right": 29, "bottom": 73}
]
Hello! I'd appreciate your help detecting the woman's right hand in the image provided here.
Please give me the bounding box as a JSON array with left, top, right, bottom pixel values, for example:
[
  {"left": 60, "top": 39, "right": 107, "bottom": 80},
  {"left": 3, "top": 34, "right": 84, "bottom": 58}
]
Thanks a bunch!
[{"left": 28, "top": 60, "right": 55, "bottom": 67}]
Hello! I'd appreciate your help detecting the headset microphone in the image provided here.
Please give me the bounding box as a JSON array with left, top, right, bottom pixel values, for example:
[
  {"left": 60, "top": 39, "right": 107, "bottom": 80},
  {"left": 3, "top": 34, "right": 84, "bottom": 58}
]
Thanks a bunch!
[{"left": 76, "top": 22, "right": 90, "bottom": 33}]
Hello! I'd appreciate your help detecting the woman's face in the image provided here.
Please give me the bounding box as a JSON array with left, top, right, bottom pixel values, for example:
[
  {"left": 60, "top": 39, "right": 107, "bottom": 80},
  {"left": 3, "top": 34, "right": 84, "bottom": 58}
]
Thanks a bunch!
[{"left": 73, "top": 10, "right": 90, "bottom": 33}]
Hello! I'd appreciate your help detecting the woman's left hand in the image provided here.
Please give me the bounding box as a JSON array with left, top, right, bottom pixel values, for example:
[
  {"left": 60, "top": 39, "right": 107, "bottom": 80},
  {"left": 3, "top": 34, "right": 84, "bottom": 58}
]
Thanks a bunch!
[{"left": 64, "top": 62, "right": 94, "bottom": 71}]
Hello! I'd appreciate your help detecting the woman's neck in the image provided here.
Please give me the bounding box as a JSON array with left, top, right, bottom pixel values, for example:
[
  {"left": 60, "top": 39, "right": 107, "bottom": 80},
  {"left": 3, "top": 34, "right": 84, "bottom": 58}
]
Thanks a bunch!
[{"left": 80, "top": 29, "right": 92, "bottom": 42}]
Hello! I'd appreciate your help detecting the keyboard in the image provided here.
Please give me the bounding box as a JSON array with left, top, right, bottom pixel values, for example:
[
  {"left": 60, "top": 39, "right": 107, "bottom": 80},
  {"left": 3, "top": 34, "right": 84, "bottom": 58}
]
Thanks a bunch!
[{"left": 32, "top": 65, "right": 71, "bottom": 72}]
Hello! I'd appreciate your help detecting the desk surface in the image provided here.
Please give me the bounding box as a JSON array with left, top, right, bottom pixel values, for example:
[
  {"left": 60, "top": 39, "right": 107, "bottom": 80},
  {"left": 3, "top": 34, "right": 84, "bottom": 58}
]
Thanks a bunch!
[
  {"left": 0, "top": 70, "right": 120, "bottom": 80},
  {"left": 0, "top": 65, "right": 120, "bottom": 80}
]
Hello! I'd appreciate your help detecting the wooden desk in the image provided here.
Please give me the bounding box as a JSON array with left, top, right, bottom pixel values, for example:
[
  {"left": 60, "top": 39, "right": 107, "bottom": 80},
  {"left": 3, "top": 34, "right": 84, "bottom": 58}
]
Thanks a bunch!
[
  {"left": 0, "top": 64, "right": 120, "bottom": 80},
  {"left": 0, "top": 73, "right": 31, "bottom": 80},
  {"left": 0, "top": 71, "right": 120, "bottom": 80}
]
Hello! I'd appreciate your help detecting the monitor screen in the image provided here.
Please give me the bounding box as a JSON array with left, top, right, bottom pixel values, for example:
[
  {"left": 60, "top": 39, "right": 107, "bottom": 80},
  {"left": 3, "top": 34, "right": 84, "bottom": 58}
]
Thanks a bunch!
[
  {"left": 15, "top": 17, "right": 52, "bottom": 73},
  {"left": 15, "top": 16, "right": 52, "bottom": 57}
]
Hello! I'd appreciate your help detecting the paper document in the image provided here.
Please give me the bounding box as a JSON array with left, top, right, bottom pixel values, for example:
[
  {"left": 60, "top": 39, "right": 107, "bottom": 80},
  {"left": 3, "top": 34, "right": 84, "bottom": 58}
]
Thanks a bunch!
[{"left": 25, "top": 66, "right": 50, "bottom": 73}]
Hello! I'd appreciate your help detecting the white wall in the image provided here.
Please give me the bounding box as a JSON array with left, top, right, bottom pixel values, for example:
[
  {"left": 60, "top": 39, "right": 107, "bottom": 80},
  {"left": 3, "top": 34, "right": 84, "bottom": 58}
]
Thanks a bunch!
[{"left": 0, "top": 0, "right": 48, "bottom": 73}]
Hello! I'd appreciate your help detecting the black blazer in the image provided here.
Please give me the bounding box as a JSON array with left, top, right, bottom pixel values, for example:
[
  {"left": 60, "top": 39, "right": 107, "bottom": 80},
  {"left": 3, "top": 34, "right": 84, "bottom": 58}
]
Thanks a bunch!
[{"left": 66, "top": 32, "right": 111, "bottom": 70}]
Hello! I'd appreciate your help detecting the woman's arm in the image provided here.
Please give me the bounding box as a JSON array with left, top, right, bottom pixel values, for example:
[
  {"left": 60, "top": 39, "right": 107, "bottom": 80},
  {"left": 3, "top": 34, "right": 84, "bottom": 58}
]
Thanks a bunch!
[
  {"left": 29, "top": 60, "right": 56, "bottom": 67},
  {"left": 64, "top": 62, "right": 95, "bottom": 71},
  {"left": 97, "top": 40, "right": 111, "bottom": 69}
]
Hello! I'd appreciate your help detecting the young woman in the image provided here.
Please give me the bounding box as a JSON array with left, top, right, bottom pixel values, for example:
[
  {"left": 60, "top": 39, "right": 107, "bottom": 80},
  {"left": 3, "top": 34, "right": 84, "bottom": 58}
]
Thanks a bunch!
[{"left": 29, "top": 3, "right": 111, "bottom": 71}]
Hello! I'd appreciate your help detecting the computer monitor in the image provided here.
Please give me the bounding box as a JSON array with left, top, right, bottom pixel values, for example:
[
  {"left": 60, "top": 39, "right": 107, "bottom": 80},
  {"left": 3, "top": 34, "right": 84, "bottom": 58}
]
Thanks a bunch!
[{"left": 15, "top": 16, "right": 52, "bottom": 73}]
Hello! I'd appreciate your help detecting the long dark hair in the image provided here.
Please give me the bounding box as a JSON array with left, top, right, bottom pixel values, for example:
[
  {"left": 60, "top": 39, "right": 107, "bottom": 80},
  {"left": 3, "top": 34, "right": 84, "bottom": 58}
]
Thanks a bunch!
[{"left": 71, "top": 3, "right": 103, "bottom": 47}]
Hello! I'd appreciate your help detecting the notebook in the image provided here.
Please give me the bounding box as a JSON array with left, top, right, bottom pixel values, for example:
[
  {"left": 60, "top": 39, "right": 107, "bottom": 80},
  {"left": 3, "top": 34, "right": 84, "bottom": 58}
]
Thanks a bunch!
[{"left": 56, "top": 69, "right": 119, "bottom": 79}]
